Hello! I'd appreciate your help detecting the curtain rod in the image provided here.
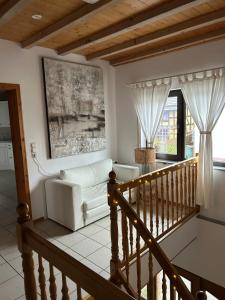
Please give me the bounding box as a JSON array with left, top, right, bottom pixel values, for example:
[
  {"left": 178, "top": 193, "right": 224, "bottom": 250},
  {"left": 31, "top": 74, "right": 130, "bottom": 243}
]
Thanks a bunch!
[{"left": 127, "top": 64, "right": 225, "bottom": 86}]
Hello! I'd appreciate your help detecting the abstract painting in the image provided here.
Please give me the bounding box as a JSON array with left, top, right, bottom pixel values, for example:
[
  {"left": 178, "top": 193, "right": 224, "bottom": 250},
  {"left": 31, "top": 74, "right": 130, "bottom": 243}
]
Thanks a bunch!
[{"left": 42, "top": 57, "right": 106, "bottom": 158}]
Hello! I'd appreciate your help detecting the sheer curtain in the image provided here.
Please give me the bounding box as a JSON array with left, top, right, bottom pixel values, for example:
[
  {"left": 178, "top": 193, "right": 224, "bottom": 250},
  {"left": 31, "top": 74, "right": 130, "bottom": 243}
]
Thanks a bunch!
[
  {"left": 179, "top": 68, "right": 225, "bottom": 208},
  {"left": 132, "top": 79, "right": 171, "bottom": 147}
]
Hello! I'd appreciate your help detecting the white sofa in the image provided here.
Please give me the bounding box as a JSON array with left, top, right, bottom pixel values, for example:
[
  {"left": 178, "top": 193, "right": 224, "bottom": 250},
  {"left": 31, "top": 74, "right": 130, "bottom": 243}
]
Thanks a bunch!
[{"left": 45, "top": 159, "right": 139, "bottom": 231}]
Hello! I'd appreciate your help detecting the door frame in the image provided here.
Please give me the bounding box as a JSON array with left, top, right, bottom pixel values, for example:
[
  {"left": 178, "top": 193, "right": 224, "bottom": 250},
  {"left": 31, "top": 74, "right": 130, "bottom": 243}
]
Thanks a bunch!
[{"left": 0, "top": 83, "right": 32, "bottom": 218}]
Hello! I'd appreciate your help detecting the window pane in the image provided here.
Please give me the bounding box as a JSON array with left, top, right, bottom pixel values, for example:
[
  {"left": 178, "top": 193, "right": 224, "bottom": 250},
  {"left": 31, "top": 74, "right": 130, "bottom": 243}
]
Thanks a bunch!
[
  {"left": 213, "top": 106, "right": 225, "bottom": 163},
  {"left": 155, "top": 96, "right": 177, "bottom": 155},
  {"left": 185, "top": 107, "right": 196, "bottom": 159}
]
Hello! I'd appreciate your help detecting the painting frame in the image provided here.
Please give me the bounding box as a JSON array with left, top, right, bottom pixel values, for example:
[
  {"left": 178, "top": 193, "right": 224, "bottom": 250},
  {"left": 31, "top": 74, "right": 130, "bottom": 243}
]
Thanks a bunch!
[{"left": 42, "top": 57, "right": 106, "bottom": 159}]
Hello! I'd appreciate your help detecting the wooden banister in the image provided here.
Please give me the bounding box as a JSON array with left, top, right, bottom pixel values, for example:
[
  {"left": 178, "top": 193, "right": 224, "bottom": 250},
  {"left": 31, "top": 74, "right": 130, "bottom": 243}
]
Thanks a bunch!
[
  {"left": 16, "top": 203, "right": 37, "bottom": 300},
  {"left": 118, "top": 157, "right": 197, "bottom": 192},
  {"left": 113, "top": 189, "right": 195, "bottom": 300},
  {"left": 108, "top": 157, "right": 199, "bottom": 300},
  {"left": 22, "top": 222, "right": 135, "bottom": 300}
]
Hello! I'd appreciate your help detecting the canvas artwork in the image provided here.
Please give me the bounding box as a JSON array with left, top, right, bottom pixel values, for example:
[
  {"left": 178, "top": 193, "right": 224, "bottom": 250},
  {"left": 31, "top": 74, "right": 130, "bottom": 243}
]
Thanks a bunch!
[{"left": 42, "top": 57, "right": 106, "bottom": 158}]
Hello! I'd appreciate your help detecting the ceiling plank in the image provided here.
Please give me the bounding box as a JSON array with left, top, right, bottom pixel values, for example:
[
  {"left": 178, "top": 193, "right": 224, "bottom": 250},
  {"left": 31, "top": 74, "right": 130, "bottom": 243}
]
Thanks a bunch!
[
  {"left": 109, "top": 27, "right": 225, "bottom": 66},
  {"left": 21, "top": 0, "right": 117, "bottom": 49},
  {"left": 57, "top": 0, "right": 209, "bottom": 55},
  {"left": 87, "top": 8, "right": 225, "bottom": 60},
  {"left": 0, "top": 0, "right": 30, "bottom": 26}
]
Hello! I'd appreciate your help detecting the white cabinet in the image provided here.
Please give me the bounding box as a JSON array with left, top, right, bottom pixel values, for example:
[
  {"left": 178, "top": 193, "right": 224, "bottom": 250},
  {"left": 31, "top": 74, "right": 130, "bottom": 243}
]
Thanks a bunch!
[
  {"left": 0, "top": 101, "right": 10, "bottom": 127},
  {"left": 0, "top": 142, "right": 14, "bottom": 170}
]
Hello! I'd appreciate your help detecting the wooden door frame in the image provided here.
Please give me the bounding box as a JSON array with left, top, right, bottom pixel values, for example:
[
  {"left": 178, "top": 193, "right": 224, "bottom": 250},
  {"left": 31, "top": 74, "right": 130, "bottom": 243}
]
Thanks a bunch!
[{"left": 0, "top": 83, "right": 32, "bottom": 218}]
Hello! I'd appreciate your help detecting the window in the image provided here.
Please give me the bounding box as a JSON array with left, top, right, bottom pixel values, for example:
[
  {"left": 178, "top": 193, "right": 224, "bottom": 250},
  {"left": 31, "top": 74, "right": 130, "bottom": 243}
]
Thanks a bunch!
[
  {"left": 212, "top": 107, "right": 225, "bottom": 166},
  {"left": 155, "top": 90, "right": 186, "bottom": 161},
  {"left": 141, "top": 89, "right": 225, "bottom": 164}
]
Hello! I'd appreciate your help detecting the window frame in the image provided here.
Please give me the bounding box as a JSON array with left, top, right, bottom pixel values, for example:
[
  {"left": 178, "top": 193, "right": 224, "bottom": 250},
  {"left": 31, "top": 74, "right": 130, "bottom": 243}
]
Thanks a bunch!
[
  {"left": 155, "top": 89, "right": 225, "bottom": 166},
  {"left": 156, "top": 89, "right": 186, "bottom": 161}
]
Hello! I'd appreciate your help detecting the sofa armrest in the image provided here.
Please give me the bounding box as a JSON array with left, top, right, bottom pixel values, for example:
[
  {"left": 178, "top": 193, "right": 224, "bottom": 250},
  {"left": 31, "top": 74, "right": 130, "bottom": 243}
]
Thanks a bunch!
[
  {"left": 113, "top": 164, "right": 140, "bottom": 182},
  {"left": 45, "top": 179, "right": 83, "bottom": 231}
]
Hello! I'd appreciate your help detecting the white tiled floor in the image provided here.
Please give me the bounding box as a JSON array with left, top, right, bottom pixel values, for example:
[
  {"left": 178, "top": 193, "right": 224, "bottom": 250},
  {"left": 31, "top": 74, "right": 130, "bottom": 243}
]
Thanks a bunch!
[
  {"left": 0, "top": 172, "right": 114, "bottom": 300},
  {"left": 0, "top": 171, "right": 24, "bottom": 300}
]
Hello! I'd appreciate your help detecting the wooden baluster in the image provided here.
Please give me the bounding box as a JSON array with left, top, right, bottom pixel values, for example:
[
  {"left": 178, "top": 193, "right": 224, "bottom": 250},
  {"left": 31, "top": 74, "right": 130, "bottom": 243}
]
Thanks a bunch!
[
  {"left": 121, "top": 211, "right": 128, "bottom": 265},
  {"left": 17, "top": 203, "right": 37, "bottom": 300},
  {"left": 149, "top": 180, "right": 154, "bottom": 233},
  {"left": 188, "top": 164, "right": 191, "bottom": 212},
  {"left": 128, "top": 188, "right": 134, "bottom": 256},
  {"left": 121, "top": 210, "right": 126, "bottom": 263},
  {"left": 176, "top": 170, "right": 179, "bottom": 221},
  {"left": 162, "top": 271, "right": 167, "bottom": 300},
  {"left": 196, "top": 291, "right": 207, "bottom": 299},
  {"left": 147, "top": 251, "right": 154, "bottom": 300},
  {"left": 171, "top": 171, "right": 175, "bottom": 225},
  {"left": 170, "top": 282, "right": 176, "bottom": 300},
  {"left": 192, "top": 164, "right": 195, "bottom": 208},
  {"left": 123, "top": 213, "right": 130, "bottom": 285},
  {"left": 184, "top": 165, "right": 187, "bottom": 215},
  {"left": 61, "top": 274, "right": 69, "bottom": 300},
  {"left": 166, "top": 173, "right": 170, "bottom": 228},
  {"left": 137, "top": 181, "right": 141, "bottom": 218},
  {"left": 180, "top": 167, "right": 184, "bottom": 218},
  {"left": 49, "top": 264, "right": 57, "bottom": 300},
  {"left": 108, "top": 171, "right": 121, "bottom": 286},
  {"left": 161, "top": 175, "right": 165, "bottom": 232},
  {"left": 195, "top": 162, "right": 197, "bottom": 205},
  {"left": 76, "top": 285, "right": 82, "bottom": 300},
  {"left": 155, "top": 178, "right": 159, "bottom": 236},
  {"left": 38, "top": 255, "right": 47, "bottom": 300},
  {"left": 136, "top": 231, "right": 141, "bottom": 300},
  {"left": 143, "top": 181, "right": 147, "bottom": 226}
]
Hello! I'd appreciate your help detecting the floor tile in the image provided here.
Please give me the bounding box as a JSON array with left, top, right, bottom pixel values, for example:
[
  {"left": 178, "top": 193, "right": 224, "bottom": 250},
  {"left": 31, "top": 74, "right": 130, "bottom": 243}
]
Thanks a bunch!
[
  {"left": 86, "top": 247, "right": 111, "bottom": 270},
  {"left": 0, "top": 263, "right": 18, "bottom": 284},
  {"left": 99, "top": 270, "right": 110, "bottom": 280},
  {"left": 96, "top": 216, "right": 111, "bottom": 229},
  {"left": 56, "top": 231, "right": 86, "bottom": 247},
  {"left": 0, "top": 255, "right": 5, "bottom": 265},
  {"left": 80, "top": 258, "right": 102, "bottom": 274},
  {"left": 70, "top": 238, "right": 102, "bottom": 257},
  {"left": 78, "top": 223, "right": 102, "bottom": 237},
  {"left": 90, "top": 228, "right": 111, "bottom": 245},
  {"left": 0, "top": 275, "right": 24, "bottom": 300},
  {"left": 8, "top": 255, "right": 23, "bottom": 274},
  {"left": 63, "top": 248, "right": 83, "bottom": 261},
  {"left": 0, "top": 240, "right": 20, "bottom": 261}
]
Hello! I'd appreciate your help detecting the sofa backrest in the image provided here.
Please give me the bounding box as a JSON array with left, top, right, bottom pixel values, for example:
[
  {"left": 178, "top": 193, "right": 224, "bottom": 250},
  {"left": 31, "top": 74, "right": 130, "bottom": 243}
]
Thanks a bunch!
[{"left": 60, "top": 159, "right": 113, "bottom": 188}]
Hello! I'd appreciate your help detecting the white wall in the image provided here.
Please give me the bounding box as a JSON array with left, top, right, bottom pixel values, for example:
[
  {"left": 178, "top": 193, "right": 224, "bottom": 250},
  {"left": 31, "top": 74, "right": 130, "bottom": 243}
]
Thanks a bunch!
[
  {"left": 115, "top": 39, "right": 225, "bottom": 222},
  {"left": 0, "top": 39, "right": 117, "bottom": 219}
]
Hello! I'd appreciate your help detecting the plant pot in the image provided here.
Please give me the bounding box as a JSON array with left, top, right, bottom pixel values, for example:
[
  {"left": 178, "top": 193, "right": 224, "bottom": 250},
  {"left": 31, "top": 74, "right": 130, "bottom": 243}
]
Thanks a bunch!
[{"left": 135, "top": 147, "right": 156, "bottom": 164}]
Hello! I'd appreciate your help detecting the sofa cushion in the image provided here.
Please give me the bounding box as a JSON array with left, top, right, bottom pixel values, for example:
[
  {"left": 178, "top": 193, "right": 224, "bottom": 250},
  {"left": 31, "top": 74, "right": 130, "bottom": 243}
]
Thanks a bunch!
[
  {"left": 60, "top": 159, "right": 112, "bottom": 188},
  {"left": 82, "top": 182, "right": 107, "bottom": 211}
]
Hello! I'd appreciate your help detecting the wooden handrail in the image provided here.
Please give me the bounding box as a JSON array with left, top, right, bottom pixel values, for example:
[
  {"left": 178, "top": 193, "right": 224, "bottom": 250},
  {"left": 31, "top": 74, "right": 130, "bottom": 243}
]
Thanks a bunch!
[
  {"left": 119, "top": 206, "right": 199, "bottom": 268},
  {"left": 118, "top": 157, "right": 197, "bottom": 192},
  {"left": 22, "top": 222, "right": 135, "bottom": 300},
  {"left": 113, "top": 189, "right": 195, "bottom": 300}
]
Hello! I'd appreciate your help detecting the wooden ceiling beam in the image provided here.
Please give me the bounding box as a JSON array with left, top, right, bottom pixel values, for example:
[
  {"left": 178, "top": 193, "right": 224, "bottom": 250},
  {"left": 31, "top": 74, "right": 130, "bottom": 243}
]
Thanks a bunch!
[
  {"left": 87, "top": 8, "right": 225, "bottom": 60},
  {"left": 57, "top": 0, "right": 208, "bottom": 55},
  {"left": 0, "top": 0, "right": 30, "bottom": 26},
  {"left": 109, "top": 27, "right": 225, "bottom": 66},
  {"left": 21, "top": 0, "right": 116, "bottom": 49}
]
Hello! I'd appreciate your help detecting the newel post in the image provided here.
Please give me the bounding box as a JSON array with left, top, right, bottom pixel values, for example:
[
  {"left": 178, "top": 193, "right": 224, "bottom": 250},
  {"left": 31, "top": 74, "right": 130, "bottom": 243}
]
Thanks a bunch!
[
  {"left": 17, "top": 203, "right": 37, "bottom": 300},
  {"left": 108, "top": 170, "right": 121, "bottom": 286}
]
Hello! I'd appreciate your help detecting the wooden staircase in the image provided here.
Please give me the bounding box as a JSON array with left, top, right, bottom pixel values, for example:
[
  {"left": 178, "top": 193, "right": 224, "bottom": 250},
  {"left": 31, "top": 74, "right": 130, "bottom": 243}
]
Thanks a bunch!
[{"left": 16, "top": 156, "right": 206, "bottom": 299}]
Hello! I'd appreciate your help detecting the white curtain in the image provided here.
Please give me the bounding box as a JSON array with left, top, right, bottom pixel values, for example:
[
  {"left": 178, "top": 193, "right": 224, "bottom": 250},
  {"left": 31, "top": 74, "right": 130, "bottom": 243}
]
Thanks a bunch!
[
  {"left": 179, "top": 68, "right": 225, "bottom": 208},
  {"left": 132, "top": 79, "right": 171, "bottom": 147}
]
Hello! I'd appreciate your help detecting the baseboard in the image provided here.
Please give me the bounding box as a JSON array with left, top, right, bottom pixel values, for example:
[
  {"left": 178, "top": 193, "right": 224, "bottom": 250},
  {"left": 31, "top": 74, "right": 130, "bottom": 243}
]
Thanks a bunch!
[
  {"left": 33, "top": 217, "right": 44, "bottom": 224},
  {"left": 197, "top": 214, "right": 225, "bottom": 227}
]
